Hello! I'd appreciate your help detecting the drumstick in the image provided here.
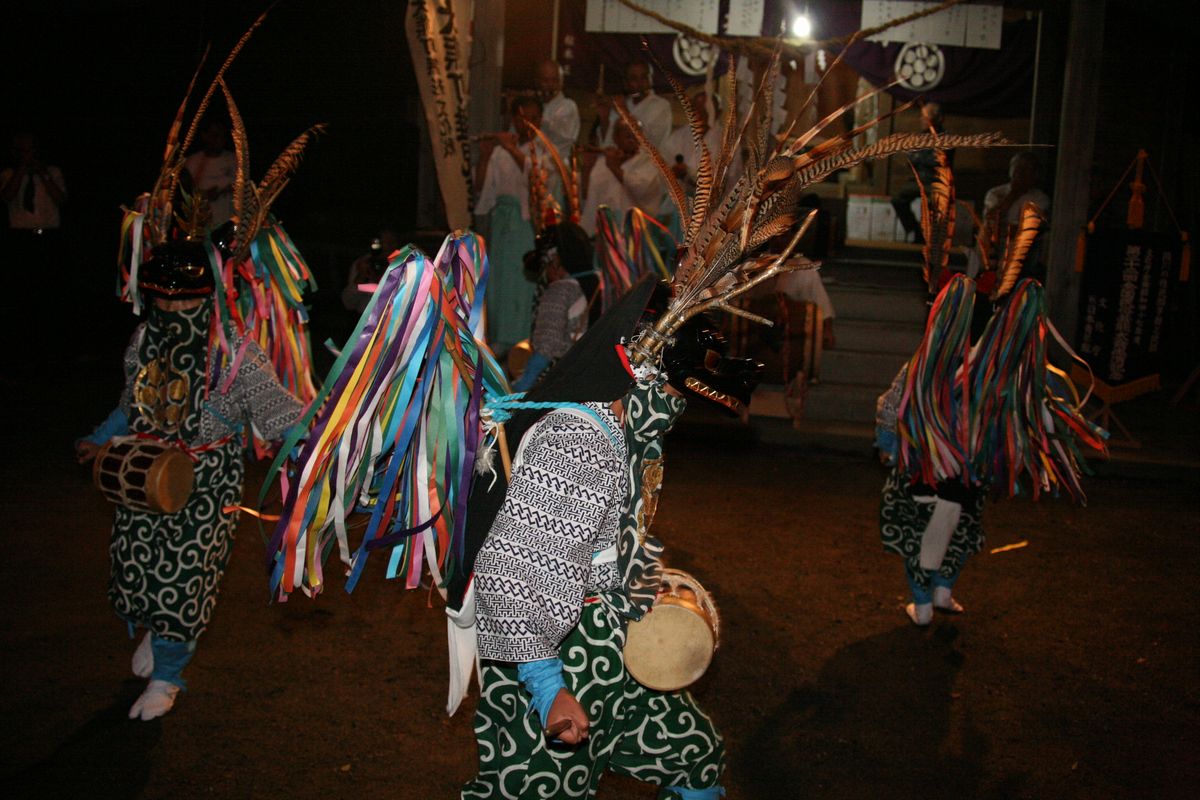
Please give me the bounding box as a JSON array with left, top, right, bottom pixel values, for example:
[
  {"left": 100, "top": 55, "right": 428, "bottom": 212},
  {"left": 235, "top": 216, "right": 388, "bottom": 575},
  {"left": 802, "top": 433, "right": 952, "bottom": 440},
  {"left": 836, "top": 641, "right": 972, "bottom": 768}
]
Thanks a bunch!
[
  {"left": 545, "top": 719, "right": 572, "bottom": 739},
  {"left": 496, "top": 424, "right": 513, "bottom": 481}
]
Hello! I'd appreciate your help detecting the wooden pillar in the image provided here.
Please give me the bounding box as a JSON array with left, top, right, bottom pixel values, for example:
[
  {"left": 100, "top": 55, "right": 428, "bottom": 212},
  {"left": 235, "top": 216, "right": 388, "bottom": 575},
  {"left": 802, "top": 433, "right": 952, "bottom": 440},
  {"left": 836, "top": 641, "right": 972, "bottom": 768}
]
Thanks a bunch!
[
  {"left": 1044, "top": 0, "right": 1106, "bottom": 343},
  {"left": 468, "top": 0, "right": 505, "bottom": 140}
]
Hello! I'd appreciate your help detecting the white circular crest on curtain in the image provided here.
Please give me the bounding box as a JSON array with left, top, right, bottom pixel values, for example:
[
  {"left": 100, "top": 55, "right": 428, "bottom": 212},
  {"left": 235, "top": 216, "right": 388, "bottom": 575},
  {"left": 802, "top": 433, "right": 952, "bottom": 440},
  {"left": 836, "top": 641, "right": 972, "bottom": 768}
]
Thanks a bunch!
[
  {"left": 673, "top": 34, "right": 716, "bottom": 76},
  {"left": 894, "top": 42, "right": 945, "bottom": 90}
]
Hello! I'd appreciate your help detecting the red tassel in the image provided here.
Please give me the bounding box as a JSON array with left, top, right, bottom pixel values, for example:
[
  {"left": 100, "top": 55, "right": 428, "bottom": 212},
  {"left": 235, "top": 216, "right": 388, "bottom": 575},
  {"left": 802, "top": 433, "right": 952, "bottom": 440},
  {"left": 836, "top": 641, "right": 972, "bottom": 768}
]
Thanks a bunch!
[
  {"left": 1180, "top": 232, "right": 1191, "bottom": 283},
  {"left": 1074, "top": 225, "right": 1090, "bottom": 273}
]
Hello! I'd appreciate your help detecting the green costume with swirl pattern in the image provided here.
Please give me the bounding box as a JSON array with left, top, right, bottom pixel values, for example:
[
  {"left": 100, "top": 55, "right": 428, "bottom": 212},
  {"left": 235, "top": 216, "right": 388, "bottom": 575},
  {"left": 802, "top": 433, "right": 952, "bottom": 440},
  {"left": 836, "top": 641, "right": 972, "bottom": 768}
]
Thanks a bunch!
[
  {"left": 109, "top": 301, "right": 303, "bottom": 641},
  {"left": 464, "top": 382, "right": 724, "bottom": 799}
]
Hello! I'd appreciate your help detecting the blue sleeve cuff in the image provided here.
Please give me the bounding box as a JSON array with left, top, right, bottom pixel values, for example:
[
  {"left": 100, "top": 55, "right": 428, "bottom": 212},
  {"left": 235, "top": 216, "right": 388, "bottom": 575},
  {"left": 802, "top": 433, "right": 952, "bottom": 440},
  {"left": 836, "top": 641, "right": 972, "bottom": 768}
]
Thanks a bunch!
[
  {"left": 516, "top": 657, "right": 566, "bottom": 725},
  {"left": 666, "top": 787, "right": 725, "bottom": 800},
  {"left": 80, "top": 407, "right": 130, "bottom": 446},
  {"left": 875, "top": 427, "right": 898, "bottom": 463},
  {"left": 512, "top": 352, "right": 551, "bottom": 392}
]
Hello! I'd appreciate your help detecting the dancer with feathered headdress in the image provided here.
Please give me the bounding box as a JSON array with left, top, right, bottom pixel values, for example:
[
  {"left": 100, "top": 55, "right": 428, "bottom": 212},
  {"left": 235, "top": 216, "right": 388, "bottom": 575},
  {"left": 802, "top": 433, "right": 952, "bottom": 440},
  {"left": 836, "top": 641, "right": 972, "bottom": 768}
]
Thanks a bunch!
[
  {"left": 75, "top": 12, "right": 317, "bottom": 720},
  {"left": 876, "top": 153, "right": 1106, "bottom": 626},
  {"left": 264, "top": 30, "right": 1018, "bottom": 795}
]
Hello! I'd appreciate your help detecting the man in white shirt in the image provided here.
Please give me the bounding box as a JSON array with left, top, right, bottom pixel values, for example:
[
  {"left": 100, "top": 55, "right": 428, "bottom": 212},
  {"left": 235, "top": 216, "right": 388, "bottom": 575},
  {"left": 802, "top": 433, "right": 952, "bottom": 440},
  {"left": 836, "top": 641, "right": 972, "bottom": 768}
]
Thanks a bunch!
[
  {"left": 967, "top": 152, "right": 1051, "bottom": 280},
  {"left": 662, "top": 93, "right": 742, "bottom": 199},
  {"left": 184, "top": 118, "right": 237, "bottom": 227},
  {"left": 1, "top": 132, "right": 66, "bottom": 232},
  {"left": 2, "top": 132, "right": 67, "bottom": 334},
  {"left": 475, "top": 97, "right": 549, "bottom": 353},
  {"left": 581, "top": 120, "right": 664, "bottom": 237},
  {"left": 596, "top": 62, "right": 672, "bottom": 151},
  {"left": 657, "top": 92, "right": 742, "bottom": 243},
  {"left": 535, "top": 60, "right": 579, "bottom": 161}
]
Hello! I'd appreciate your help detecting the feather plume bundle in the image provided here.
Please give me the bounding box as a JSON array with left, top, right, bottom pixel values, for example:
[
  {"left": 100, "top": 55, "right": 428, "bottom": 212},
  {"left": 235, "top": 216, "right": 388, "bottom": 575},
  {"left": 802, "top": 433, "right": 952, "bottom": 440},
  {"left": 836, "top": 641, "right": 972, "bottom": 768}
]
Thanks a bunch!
[
  {"left": 916, "top": 150, "right": 955, "bottom": 289},
  {"left": 992, "top": 202, "right": 1044, "bottom": 300},
  {"left": 607, "top": 39, "right": 1011, "bottom": 370},
  {"left": 115, "top": 10, "right": 325, "bottom": 426}
]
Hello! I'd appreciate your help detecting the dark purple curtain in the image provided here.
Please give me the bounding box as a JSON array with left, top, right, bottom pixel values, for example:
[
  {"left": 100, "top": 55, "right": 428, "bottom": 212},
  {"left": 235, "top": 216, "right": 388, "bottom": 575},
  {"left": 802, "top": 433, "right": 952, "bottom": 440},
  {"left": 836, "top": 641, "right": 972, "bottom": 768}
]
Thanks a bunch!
[
  {"left": 819, "top": 3, "right": 1036, "bottom": 118},
  {"left": 557, "top": 1, "right": 1034, "bottom": 118},
  {"left": 557, "top": 1, "right": 733, "bottom": 94}
]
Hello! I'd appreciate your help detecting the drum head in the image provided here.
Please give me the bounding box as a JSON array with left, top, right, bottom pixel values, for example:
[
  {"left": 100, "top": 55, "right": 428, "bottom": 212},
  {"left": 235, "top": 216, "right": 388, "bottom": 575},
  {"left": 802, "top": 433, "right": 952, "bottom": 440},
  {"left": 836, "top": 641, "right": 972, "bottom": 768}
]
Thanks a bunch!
[
  {"left": 149, "top": 448, "right": 195, "bottom": 514},
  {"left": 625, "top": 603, "right": 715, "bottom": 691}
]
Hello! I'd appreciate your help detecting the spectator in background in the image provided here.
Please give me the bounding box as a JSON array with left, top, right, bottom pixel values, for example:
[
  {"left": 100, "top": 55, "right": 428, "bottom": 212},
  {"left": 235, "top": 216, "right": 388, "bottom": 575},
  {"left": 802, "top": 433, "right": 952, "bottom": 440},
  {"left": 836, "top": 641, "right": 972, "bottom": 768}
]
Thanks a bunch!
[
  {"left": 475, "top": 96, "right": 547, "bottom": 355},
  {"left": 2, "top": 131, "right": 67, "bottom": 345},
  {"left": 535, "top": 60, "right": 579, "bottom": 161},
  {"left": 661, "top": 91, "right": 742, "bottom": 240},
  {"left": 184, "top": 117, "right": 237, "bottom": 227},
  {"left": 969, "top": 151, "right": 1051, "bottom": 281},
  {"left": 891, "top": 102, "right": 947, "bottom": 244},
  {"left": 580, "top": 119, "right": 664, "bottom": 236},
  {"left": 2, "top": 131, "right": 67, "bottom": 264},
  {"left": 2, "top": 131, "right": 66, "bottom": 235},
  {"left": 595, "top": 61, "right": 672, "bottom": 151},
  {"left": 342, "top": 229, "right": 400, "bottom": 313},
  {"left": 512, "top": 222, "right": 590, "bottom": 391}
]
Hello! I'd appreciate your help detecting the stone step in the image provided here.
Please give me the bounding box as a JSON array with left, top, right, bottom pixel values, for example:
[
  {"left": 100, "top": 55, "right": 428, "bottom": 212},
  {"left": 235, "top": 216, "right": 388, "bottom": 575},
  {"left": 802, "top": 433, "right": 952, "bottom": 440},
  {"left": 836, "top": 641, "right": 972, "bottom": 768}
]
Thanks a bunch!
[
  {"left": 819, "top": 259, "right": 928, "bottom": 292},
  {"left": 832, "top": 319, "right": 923, "bottom": 355},
  {"left": 801, "top": 381, "right": 886, "bottom": 425},
  {"left": 819, "top": 348, "right": 908, "bottom": 387},
  {"left": 825, "top": 285, "right": 929, "bottom": 323}
]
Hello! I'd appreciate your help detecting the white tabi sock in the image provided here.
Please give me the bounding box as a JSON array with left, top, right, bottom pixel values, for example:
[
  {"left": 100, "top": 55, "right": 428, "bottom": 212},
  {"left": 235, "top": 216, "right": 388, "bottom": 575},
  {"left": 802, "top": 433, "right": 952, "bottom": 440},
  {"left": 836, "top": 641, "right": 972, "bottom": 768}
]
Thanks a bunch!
[
  {"left": 906, "top": 602, "right": 933, "bottom": 626},
  {"left": 128, "top": 679, "right": 180, "bottom": 721}
]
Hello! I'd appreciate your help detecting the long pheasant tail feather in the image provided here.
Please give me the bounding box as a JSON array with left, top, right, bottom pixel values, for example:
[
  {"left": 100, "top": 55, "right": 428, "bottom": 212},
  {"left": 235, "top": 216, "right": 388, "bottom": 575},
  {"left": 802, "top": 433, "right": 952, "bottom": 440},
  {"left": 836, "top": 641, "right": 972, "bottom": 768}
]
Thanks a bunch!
[
  {"left": 162, "top": 45, "right": 211, "bottom": 164},
  {"left": 911, "top": 162, "right": 934, "bottom": 287},
  {"left": 792, "top": 97, "right": 919, "bottom": 182},
  {"left": 792, "top": 131, "right": 1009, "bottom": 195},
  {"left": 640, "top": 40, "right": 713, "bottom": 246},
  {"left": 993, "top": 202, "right": 1044, "bottom": 300},
  {"left": 963, "top": 202, "right": 992, "bottom": 274},
  {"left": 932, "top": 152, "right": 955, "bottom": 269},
  {"left": 527, "top": 140, "right": 552, "bottom": 233},
  {"left": 921, "top": 150, "right": 955, "bottom": 288},
  {"left": 785, "top": 80, "right": 902, "bottom": 159},
  {"left": 753, "top": 48, "right": 783, "bottom": 167},
  {"left": 711, "top": 55, "right": 740, "bottom": 192},
  {"left": 180, "top": 8, "right": 270, "bottom": 156},
  {"left": 568, "top": 148, "right": 581, "bottom": 222},
  {"left": 217, "top": 78, "right": 250, "bottom": 227},
  {"left": 672, "top": 82, "right": 714, "bottom": 247},
  {"left": 155, "top": 47, "right": 215, "bottom": 225},
  {"left": 782, "top": 32, "right": 867, "bottom": 145},
  {"left": 525, "top": 121, "right": 579, "bottom": 221},
  {"left": 735, "top": 52, "right": 779, "bottom": 184},
  {"left": 259, "top": 123, "right": 327, "bottom": 204},
  {"left": 611, "top": 100, "right": 688, "bottom": 225}
]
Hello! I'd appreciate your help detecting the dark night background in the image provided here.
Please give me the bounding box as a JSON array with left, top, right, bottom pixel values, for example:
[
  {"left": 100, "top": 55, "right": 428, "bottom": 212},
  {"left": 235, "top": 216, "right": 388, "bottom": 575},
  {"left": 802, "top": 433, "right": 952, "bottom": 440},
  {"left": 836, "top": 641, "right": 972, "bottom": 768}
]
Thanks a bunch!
[
  {"left": 3, "top": 0, "right": 1197, "bottom": 380},
  {"left": 3, "top": 0, "right": 422, "bottom": 367},
  {"left": 0, "top": 5, "right": 1197, "bottom": 798}
]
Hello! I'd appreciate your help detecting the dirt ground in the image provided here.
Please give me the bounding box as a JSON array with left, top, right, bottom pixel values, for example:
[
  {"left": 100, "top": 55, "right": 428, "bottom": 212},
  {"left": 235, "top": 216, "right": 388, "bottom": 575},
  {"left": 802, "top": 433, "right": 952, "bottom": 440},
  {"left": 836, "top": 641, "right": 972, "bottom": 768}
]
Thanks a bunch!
[{"left": 2, "top": 354, "right": 1198, "bottom": 800}]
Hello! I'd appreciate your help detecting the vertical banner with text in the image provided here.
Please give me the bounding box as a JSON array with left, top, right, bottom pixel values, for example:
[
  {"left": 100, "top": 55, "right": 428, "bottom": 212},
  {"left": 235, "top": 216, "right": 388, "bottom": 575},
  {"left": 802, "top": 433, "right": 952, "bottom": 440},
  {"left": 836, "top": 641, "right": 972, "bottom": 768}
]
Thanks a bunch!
[
  {"left": 407, "top": 0, "right": 473, "bottom": 230},
  {"left": 1077, "top": 229, "right": 1179, "bottom": 384}
]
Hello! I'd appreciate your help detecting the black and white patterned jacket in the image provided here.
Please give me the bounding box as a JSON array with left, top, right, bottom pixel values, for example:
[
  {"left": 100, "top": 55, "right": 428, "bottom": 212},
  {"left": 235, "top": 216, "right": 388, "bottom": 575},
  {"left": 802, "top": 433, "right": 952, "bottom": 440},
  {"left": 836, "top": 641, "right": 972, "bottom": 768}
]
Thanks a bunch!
[{"left": 474, "top": 404, "right": 627, "bottom": 663}]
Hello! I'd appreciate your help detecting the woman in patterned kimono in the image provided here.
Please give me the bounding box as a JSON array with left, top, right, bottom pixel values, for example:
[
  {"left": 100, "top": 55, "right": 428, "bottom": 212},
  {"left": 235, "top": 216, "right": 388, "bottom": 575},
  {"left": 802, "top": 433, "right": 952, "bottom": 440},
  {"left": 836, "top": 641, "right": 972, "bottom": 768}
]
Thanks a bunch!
[{"left": 77, "top": 239, "right": 304, "bottom": 720}]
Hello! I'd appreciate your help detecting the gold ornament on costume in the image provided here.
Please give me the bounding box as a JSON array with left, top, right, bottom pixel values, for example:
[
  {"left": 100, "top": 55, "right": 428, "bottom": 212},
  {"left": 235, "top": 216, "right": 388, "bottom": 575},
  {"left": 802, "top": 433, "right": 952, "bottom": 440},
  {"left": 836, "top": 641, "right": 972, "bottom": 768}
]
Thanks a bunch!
[
  {"left": 637, "top": 457, "right": 665, "bottom": 544},
  {"left": 133, "top": 357, "right": 192, "bottom": 436}
]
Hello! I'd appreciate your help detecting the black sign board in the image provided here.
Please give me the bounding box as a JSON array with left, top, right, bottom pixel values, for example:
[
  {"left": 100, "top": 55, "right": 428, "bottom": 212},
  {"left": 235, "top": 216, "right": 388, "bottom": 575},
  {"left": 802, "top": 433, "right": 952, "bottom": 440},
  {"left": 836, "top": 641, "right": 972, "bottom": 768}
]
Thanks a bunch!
[{"left": 1078, "top": 229, "right": 1179, "bottom": 384}]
